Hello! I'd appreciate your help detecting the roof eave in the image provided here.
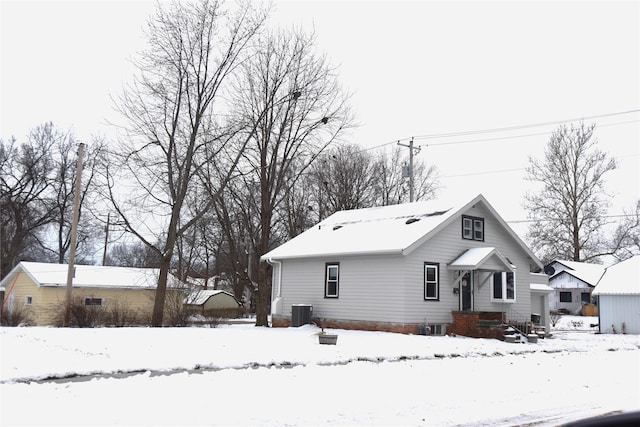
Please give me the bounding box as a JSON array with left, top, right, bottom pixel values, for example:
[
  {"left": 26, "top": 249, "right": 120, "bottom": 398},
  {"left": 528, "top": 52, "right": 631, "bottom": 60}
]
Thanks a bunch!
[{"left": 262, "top": 248, "right": 404, "bottom": 261}]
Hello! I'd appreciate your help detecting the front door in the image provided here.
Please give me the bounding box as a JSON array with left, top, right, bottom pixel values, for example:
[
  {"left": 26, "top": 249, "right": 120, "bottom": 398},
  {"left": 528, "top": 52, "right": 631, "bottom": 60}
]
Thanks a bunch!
[{"left": 460, "top": 272, "right": 473, "bottom": 311}]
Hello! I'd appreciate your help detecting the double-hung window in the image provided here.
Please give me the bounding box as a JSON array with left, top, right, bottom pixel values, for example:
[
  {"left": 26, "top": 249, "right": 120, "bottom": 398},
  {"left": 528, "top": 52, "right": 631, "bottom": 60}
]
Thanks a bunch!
[
  {"left": 424, "top": 263, "right": 439, "bottom": 300},
  {"left": 462, "top": 216, "right": 484, "bottom": 241},
  {"left": 559, "top": 291, "right": 572, "bottom": 303},
  {"left": 492, "top": 271, "right": 515, "bottom": 302},
  {"left": 325, "top": 263, "right": 339, "bottom": 298}
]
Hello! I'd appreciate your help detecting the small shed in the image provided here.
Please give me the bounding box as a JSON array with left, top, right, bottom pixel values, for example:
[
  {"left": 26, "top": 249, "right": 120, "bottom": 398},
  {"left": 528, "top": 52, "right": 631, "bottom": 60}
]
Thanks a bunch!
[
  {"left": 593, "top": 256, "right": 640, "bottom": 334},
  {"left": 185, "top": 289, "right": 241, "bottom": 318}
]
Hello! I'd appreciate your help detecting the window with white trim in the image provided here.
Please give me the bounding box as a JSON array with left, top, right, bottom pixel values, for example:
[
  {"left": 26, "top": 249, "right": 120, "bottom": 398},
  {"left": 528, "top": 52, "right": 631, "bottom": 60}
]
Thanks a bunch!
[
  {"left": 492, "top": 271, "right": 515, "bottom": 302},
  {"left": 25, "top": 296, "right": 33, "bottom": 305},
  {"left": 462, "top": 216, "right": 484, "bottom": 241},
  {"left": 325, "top": 263, "right": 339, "bottom": 298},
  {"left": 424, "top": 263, "right": 439, "bottom": 300},
  {"left": 84, "top": 297, "right": 105, "bottom": 307}
]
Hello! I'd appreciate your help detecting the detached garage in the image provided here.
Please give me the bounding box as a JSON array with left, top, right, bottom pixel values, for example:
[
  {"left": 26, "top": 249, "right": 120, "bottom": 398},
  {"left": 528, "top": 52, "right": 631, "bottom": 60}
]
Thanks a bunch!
[
  {"left": 593, "top": 256, "right": 640, "bottom": 334},
  {"left": 185, "top": 289, "right": 241, "bottom": 318}
]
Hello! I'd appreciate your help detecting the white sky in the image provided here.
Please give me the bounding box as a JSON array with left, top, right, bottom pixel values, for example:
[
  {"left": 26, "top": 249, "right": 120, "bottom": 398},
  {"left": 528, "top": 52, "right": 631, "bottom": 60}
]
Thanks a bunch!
[{"left": 1, "top": 0, "right": 639, "bottom": 238}]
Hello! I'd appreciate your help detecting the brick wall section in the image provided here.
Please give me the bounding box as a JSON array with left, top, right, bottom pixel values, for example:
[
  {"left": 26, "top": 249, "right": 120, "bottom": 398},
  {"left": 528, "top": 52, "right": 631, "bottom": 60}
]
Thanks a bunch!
[
  {"left": 273, "top": 312, "right": 506, "bottom": 339},
  {"left": 449, "top": 311, "right": 504, "bottom": 339},
  {"left": 271, "top": 315, "right": 421, "bottom": 334}
]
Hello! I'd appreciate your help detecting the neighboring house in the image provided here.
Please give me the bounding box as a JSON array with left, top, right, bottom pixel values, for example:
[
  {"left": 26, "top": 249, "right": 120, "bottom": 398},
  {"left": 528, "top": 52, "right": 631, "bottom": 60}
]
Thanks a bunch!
[
  {"left": 544, "top": 260, "right": 605, "bottom": 314},
  {"left": 261, "top": 194, "right": 549, "bottom": 337},
  {"left": 593, "top": 256, "right": 640, "bottom": 334},
  {"left": 0, "top": 262, "right": 184, "bottom": 326},
  {"left": 185, "top": 289, "right": 242, "bottom": 317}
]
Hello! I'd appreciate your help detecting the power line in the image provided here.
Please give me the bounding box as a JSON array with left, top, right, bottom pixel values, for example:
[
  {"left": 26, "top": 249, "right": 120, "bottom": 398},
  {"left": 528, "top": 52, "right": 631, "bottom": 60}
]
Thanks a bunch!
[
  {"left": 506, "top": 213, "right": 638, "bottom": 225},
  {"left": 423, "top": 119, "right": 640, "bottom": 148},
  {"left": 442, "top": 153, "right": 639, "bottom": 179},
  {"left": 411, "top": 108, "right": 640, "bottom": 141},
  {"left": 357, "top": 109, "right": 640, "bottom": 152}
]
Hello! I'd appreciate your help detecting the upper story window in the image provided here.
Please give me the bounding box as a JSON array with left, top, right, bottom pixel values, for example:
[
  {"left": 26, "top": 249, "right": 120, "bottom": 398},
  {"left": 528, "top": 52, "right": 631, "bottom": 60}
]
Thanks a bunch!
[
  {"left": 462, "top": 216, "right": 484, "bottom": 241},
  {"left": 24, "top": 296, "right": 33, "bottom": 305},
  {"left": 325, "top": 263, "right": 339, "bottom": 298},
  {"left": 492, "top": 271, "right": 515, "bottom": 302},
  {"left": 424, "top": 263, "right": 439, "bottom": 300}
]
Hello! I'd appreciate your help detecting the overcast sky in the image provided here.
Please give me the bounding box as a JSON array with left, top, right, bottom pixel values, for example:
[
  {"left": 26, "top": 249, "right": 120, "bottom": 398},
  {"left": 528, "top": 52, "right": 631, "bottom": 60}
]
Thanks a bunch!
[{"left": 1, "top": 0, "right": 638, "bottom": 238}]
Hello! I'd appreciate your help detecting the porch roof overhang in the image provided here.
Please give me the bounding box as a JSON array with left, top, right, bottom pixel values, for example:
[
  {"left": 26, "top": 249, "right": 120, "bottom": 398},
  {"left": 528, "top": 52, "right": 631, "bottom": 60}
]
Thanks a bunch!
[
  {"left": 530, "top": 283, "right": 554, "bottom": 293},
  {"left": 447, "top": 247, "right": 515, "bottom": 272}
]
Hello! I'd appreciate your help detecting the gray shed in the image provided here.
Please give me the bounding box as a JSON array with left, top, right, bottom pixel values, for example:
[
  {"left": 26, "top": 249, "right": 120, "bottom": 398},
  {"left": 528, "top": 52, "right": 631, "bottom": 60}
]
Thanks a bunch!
[{"left": 593, "top": 256, "right": 640, "bottom": 334}]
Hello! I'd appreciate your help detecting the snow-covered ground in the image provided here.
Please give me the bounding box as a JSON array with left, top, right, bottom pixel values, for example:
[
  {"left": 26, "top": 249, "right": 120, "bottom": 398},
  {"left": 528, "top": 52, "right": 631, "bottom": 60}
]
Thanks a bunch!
[{"left": 1, "top": 316, "right": 639, "bottom": 426}]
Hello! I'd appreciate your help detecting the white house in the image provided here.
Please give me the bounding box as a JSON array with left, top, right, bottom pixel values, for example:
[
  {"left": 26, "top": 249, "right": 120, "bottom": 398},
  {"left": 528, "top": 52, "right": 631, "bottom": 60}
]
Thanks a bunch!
[
  {"left": 261, "top": 194, "right": 549, "bottom": 337},
  {"left": 545, "top": 260, "right": 605, "bottom": 313},
  {"left": 593, "top": 256, "right": 640, "bottom": 334}
]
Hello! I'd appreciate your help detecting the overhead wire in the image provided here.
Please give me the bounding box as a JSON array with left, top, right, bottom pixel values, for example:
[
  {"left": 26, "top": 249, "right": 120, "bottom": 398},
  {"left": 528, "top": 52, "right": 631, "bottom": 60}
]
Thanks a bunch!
[{"left": 357, "top": 108, "right": 640, "bottom": 152}]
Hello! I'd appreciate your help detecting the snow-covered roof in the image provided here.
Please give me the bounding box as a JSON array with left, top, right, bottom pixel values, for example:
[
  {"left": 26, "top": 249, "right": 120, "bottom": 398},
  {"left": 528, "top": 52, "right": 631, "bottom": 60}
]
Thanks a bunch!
[
  {"left": 530, "top": 283, "right": 554, "bottom": 293},
  {"left": 0, "top": 261, "right": 181, "bottom": 290},
  {"left": 262, "top": 194, "right": 542, "bottom": 269},
  {"left": 593, "top": 256, "right": 640, "bottom": 295},
  {"left": 448, "top": 247, "right": 514, "bottom": 271},
  {"left": 548, "top": 260, "right": 605, "bottom": 287},
  {"left": 185, "top": 289, "right": 238, "bottom": 305}
]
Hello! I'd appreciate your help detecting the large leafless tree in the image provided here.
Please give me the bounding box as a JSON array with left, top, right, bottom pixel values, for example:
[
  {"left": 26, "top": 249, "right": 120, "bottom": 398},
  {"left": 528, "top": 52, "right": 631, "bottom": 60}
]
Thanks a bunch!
[
  {"left": 0, "top": 123, "right": 100, "bottom": 278},
  {"left": 525, "top": 122, "right": 616, "bottom": 263},
  {"left": 369, "top": 146, "right": 440, "bottom": 206},
  {"left": 608, "top": 200, "right": 640, "bottom": 261},
  {"left": 103, "top": 0, "right": 267, "bottom": 326},
  {"left": 225, "top": 28, "right": 354, "bottom": 326}
]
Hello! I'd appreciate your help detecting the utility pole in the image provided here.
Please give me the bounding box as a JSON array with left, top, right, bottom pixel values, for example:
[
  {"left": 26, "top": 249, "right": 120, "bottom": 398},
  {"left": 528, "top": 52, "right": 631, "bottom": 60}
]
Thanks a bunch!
[
  {"left": 398, "top": 137, "right": 421, "bottom": 202},
  {"left": 63, "top": 143, "right": 85, "bottom": 327},
  {"left": 102, "top": 213, "right": 110, "bottom": 266}
]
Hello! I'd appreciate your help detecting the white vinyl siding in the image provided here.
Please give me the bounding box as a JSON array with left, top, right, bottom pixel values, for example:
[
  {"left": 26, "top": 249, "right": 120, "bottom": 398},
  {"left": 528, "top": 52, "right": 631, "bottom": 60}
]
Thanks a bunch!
[
  {"left": 278, "top": 255, "right": 406, "bottom": 323},
  {"left": 597, "top": 295, "right": 640, "bottom": 334},
  {"left": 275, "top": 202, "right": 535, "bottom": 327}
]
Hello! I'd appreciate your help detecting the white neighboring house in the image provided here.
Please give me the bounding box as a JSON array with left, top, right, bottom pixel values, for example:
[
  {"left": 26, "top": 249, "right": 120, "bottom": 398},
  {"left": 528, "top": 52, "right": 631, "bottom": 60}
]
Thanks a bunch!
[
  {"left": 593, "top": 256, "right": 640, "bottom": 334},
  {"left": 262, "top": 194, "right": 549, "bottom": 337},
  {"left": 544, "top": 260, "right": 605, "bottom": 313}
]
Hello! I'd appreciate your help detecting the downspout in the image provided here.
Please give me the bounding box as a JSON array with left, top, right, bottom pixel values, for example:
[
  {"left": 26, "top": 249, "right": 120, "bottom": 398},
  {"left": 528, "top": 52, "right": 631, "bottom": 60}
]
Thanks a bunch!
[{"left": 266, "top": 258, "right": 282, "bottom": 315}]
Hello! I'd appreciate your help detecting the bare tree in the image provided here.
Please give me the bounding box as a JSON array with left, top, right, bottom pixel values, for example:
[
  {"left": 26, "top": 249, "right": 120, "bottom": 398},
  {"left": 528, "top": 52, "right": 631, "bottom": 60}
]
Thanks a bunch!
[
  {"left": 304, "top": 145, "right": 377, "bottom": 220},
  {"left": 608, "top": 200, "right": 640, "bottom": 261},
  {"left": 106, "top": 241, "right": 162, "bottom": 268},
  {"left": 228, "top": 28, "right": 353, "bottom": 326},
  {"left": 372, "top": 146, "right": 439, "bottom": 206},
  {"left": 45, "top": 131, "right": 104, "bottom": 264},
  {"left": 0, "top": 123, "right": 101, "bottom": 277},
  {"left": 103, "top": 0, "right": 267, "bottom": 326},
  {"left": 525, "top": 122, "right": 616, "bottom": 263},
  {"left": 0, "top": 132, "right": 56, "bottom": 278}
]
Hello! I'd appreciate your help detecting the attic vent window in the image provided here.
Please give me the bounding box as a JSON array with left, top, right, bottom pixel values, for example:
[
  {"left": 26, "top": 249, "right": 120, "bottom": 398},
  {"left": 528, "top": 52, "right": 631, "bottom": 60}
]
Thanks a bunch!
[
  {"left": 405, "top": 218, "right": 420, "bottom": 225},
  {"left": 333, "top": 225, "right": 343, "bottom": 231}
]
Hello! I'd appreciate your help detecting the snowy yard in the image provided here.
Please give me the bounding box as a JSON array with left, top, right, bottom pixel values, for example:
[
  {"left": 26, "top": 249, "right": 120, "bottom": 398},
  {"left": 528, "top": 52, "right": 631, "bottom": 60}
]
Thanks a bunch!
[{"left": 1, "top": 316, "right": 639, "bottom": 426}]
